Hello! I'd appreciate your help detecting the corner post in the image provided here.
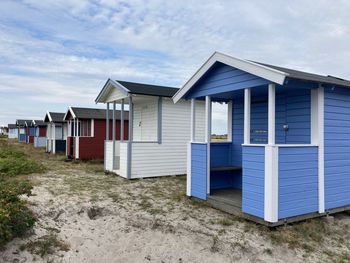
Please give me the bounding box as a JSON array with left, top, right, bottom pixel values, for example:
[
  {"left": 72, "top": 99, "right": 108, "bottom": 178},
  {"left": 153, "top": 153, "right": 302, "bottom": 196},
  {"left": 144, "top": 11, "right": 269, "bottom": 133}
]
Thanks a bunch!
[
  {"left": 205, "top": 96, "right": 211, "bottom": 195},
  {"left": 106, "top": 102, "right": 110, "bottom": 141},
  {"left": 264, "top": 83, "right": 278, "bottom": 223},
  {"left": 120, "top": 99, "right": 124, "bottom": 142},
  {"left": 190, "top": 99, "right": 196, "bottom": 142},
  {"left": 127, "top": 96, "right": 133, "bottom": 179},
  {"left": 112, "top": 101, "right": 116, "bottom": 170},
  {"left": 187, "top": 98, "right": 196, "bottom": 197},
  {"left": 318, "top": 85, "right": 325, "bottom": 213},
  {"left": 244, "top": 88, "right": 251, "bottom": 144}
]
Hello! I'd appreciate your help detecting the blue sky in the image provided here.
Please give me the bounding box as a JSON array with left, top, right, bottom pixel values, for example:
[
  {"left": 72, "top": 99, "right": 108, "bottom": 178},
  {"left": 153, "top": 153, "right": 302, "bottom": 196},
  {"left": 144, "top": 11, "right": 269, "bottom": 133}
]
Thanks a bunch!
[{"left": 0, "top": 0, "right": 350, "bottom": 134}]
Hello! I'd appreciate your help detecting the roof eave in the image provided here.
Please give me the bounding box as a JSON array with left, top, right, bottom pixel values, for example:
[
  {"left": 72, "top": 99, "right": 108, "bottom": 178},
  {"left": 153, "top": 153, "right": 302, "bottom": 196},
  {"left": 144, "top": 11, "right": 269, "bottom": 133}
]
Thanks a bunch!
[
  {"left": 172, "top": 51, "right": 289, "bottom": 103},
  {"left": 95, "top": 79, "right": 130, "bottom": 103}
]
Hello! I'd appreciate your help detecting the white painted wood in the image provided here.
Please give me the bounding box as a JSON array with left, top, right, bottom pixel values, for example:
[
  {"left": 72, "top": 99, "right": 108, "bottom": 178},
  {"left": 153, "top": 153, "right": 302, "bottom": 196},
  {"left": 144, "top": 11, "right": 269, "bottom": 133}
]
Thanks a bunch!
[
  {"left": 129, "top": 98, "right": 205, "bottom": 178},
  {"left": 268, "top": 83, "right": 276, "bottom": 145},
  {"left": 95, "top": 79, "right": 129, "bottom": 103},
  {"left": 112, "top": 102, "right": 116, "bottom": 169},
  {"left": 318, "top": 86, "right": 325, "bottom": 213},
  {"left": 132, "top": 96, "right": 158, "bottom": 141},
  {"left": 121, "top": 99, "right": 124, "bottom": 142},
  {"left": 264, "top": 145, "right": 278, "bottom": 222},
  {"left": 205, "top": 96, "right": 211, "bottom": 194},
  {"left": 52, "top": 124, "right": 56, "bottom": 154},
  {"left": 127, "top": 96, "right": 133, "bottom": 179},
  {"left": 105, "top": 140, "right": 120, "bottom": 172},
  {"left": 91, "top": 119, "right": 94, "bottom": 137},
  {"left": 244, "top": 88, "right": 251, "bottom": 144},
  {"left": 190, "top": 99, "right": 196, "bottom": 142},
  {"left": 187, "top": 142, "right": 192, "bottom": 196},
  {"left": 106, "top": 102, "right": 110, "bottom": 140},
  {"left": 172, "top": 52, "right": 288, "bottom": 103},
  {"left": 75, "top": 136, "right": 79, "bottom": 159},
  {"left": 227, "top": 100, "right": 232, "bottom": 141}
]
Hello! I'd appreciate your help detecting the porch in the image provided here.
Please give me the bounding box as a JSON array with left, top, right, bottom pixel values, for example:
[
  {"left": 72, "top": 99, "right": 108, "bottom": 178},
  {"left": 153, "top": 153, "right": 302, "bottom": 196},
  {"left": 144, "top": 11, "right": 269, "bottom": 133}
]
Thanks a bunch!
[{"left": 187, "top": 80, "right": 323, "bottom": 223}]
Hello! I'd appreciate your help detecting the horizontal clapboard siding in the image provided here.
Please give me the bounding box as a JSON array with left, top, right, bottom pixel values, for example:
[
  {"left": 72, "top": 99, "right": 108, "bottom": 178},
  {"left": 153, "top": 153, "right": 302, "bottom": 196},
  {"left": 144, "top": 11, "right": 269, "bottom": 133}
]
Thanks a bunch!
[
  {"left": 242, "top": 146, "right": 265, "bottom": 219},
  {"left": 130, "top": 98, "right": 205, "bottom": 178},
  {"left": 191, "top": 143, "right": 207, "bottom": 200},
  {"left": 232, "top": 101, "right": 243, "bottom": 166},
  {"left": 210, "top": 143, "right": 232, "bottom": 167},
  {"left": 278, "top": 147, "right": 318, "bottom": 219},
  {"left": 324, "top": 87, "right": 350, "bottom": 209},
  {"left": 187, "top": 62, "right": 269, "bottom": 98}
]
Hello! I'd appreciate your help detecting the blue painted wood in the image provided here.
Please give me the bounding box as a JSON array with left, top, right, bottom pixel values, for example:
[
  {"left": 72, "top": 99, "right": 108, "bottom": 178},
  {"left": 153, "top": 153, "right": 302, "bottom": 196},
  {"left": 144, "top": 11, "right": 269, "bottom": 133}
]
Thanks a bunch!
[
  {"left": 55, "top": 140, "right": 66, "bottom": 152},
  {"left": 186, "top": 63, "right": 269, "bottom": 99},
  {"left": 324, "top": 87, "right": 350, "bottom": 210},
  {"left": 210, "top": 143, "right": 232, "bottom": 167},
  {"left": 232, "top": 101, "right": 244, "bottom": 166},
  {"left": 191, "top": 143, "right": 208, "bottom": 200},
  {"left": 278, "top": 147, "right": 318, "bottom": 219},
  {"left": 19, "top": 134, "right": 26, "bottom": 142},
  {"left": 29, "top": 127, "right": 35, "bottom": 136},
  {"left": 242, "top": 146, "right": 265, "bottom": 219}
]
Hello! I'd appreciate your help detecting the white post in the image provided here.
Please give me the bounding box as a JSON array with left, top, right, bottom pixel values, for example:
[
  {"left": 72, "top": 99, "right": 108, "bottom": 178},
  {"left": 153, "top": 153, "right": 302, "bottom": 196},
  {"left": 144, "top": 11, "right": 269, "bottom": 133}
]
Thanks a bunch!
[
  {"left": 127, "top": 96, "right": 133, "bottom": 179},
  {"left": 227, "top": 100, "right": 233, "bottom": 142},
  {"left": 73, "top": 119, "right": 76, "bottom": 137},
  {"left": 121, "top": 99, "right": 124, "bottom": 142},
  {"left": 268, "top": 83, "right": 276, "bottom": 145},
  {"left": 190, "top": 99, "right": 196, "bottom": 142},
  {"left": 112, "top": 101, "right": 116, "bottom": 169},
  {"left": 106, "top": 102, "right": 110, "bottom": 141},
  {"left": 53, "top": 124, "right": 56, "bottom": 154},
  {"left": 318, "top": 85, "right": 325, "bottom": 213},
  {"left": 205, "top": 96, "right": 211, "bottom": 195},
  {"left": 244, "top": 88, "right": 251, "bottom": 144}
]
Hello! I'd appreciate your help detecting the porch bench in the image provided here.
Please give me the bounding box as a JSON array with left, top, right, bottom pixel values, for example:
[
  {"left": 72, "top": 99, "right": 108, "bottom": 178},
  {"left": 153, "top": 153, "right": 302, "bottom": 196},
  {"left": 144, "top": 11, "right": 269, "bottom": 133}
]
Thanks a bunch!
[{"left": 210, "top": 166, "right": 242, "bottom": 172}]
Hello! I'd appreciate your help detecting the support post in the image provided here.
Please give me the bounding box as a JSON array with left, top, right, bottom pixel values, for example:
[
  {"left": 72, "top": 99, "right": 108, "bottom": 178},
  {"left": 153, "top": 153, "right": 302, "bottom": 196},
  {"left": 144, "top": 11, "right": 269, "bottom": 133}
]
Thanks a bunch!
[
  {"left": 205, "top": 96, "right": 211, "bottom": 195},
  {"left": 52, "top": 124, "right": 56, "bottom": 154},
  {"left": 318, "top": 85, "right": 325, "bottom": 213},
  {"left": 121, "top": 99, "right": 124, "bottom": 142},
  {"left": 244, "top": 88, "right": 251, "bottom": 144},
  {"left": 127, "top": 96, "right": 133, "bottom": 179},
  {"left": 190, "top": 99, "right": 196, "bottom": 142},
  {"left": 268, "top": 83, "right": 276, "bottom": 145},
  {"left": 106, "top": 102, "right": 110, "bottom": 141},
  {"left": 112, "top": 101, "right": 116, "bottom": 170},
  {"left": 157, "top": 97, "right": 162, "bottom": 144}
]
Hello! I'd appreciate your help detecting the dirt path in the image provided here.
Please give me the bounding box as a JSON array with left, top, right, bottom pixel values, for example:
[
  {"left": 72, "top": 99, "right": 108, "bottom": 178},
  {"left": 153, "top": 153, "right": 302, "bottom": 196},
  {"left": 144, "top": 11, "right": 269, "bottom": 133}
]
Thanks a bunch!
[{"left": 1, "top": 142, "right": 350, "bottom": 262}]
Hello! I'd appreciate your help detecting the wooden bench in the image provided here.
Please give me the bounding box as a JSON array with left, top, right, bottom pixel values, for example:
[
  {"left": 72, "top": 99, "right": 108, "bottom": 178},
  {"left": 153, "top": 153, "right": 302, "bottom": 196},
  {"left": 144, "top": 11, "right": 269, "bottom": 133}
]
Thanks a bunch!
[{"left": 210, "top": 166, "right": 242, "bottom": 172}]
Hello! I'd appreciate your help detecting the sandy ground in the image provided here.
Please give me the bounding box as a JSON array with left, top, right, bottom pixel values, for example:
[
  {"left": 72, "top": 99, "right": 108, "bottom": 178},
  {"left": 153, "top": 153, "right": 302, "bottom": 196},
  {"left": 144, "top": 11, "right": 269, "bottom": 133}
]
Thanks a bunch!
[{"left": 1, "top": 145, "right": 350, "bottom": 262}]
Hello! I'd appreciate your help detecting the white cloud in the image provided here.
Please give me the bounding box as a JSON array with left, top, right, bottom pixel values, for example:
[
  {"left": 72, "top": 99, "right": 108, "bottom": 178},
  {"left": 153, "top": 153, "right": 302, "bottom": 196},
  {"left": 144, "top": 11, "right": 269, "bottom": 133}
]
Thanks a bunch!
[{"left": 0, "top": 0, "right": 350, "bottom": 130}]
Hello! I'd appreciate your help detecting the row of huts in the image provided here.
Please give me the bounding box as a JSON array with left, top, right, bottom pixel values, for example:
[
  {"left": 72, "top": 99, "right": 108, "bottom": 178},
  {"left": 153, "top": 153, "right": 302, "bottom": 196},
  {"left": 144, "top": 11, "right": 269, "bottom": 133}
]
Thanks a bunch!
[{"left": 6, "top": 52, "right": 350, "bottom": 226}]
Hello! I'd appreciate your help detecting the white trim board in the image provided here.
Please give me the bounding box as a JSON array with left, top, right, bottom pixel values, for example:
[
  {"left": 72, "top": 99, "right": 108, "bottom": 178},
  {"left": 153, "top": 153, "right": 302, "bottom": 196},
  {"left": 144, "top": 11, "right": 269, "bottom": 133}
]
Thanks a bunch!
[
  {"left": 317, "top": 86, "right": 325, "bottom": 213},
  {"left": 172, "top": 51, "right": 289, "bottom": 103}
]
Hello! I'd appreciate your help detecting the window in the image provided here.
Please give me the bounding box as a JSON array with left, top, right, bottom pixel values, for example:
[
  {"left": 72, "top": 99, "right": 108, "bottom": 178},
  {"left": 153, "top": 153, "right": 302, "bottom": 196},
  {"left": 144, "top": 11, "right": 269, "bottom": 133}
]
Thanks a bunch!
[
  {"left": 211, "top": 102, "right": 231, "bottom": 142},
  {"left": 80, "top": 120, "right": 91, "bottom": 137}
]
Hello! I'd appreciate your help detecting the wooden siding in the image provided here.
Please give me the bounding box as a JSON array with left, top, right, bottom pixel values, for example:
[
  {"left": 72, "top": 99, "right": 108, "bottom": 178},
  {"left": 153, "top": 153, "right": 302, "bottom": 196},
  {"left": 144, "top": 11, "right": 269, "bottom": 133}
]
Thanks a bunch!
[
  {"left": 130, "top": 98, "right": 205, "bottom": 178},
  {"left": 232, "top": 101, "right": 244, "bottom": 166},
  {"left": 187, "top": 62, "right": 269, "bottom": 98},
  {"left": 133, "top": 96, "right": 158, "bottom": 141},
  {"left": 242, "top": 146, "right": 265, "bottom": 218},
  {"left": 191, "top": 143, "right": 207, "bottom": 200},
  {"left": 119, "top": 142, "right": 128, "bottom": 178},
  {"left": 278, "top": 147, "right": 318, "bottom": 219},
  {"left": 210, "top": 143, "right": 232, "bottom": 167},
  {"left": 34, "top": 137, "right": 46, "bottom": 147},
  {"left": 324, "top": 87, "right": 350, "bottom": 209}
]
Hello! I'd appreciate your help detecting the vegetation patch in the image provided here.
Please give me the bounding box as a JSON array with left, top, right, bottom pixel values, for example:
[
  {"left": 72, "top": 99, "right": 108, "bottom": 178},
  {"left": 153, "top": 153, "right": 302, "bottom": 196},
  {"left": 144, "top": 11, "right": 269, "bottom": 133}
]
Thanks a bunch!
[
  {"left": 20, "top": 234, "right": 70, "bottom": 257},
  {"left": 0, "top": 139, "right": 44, "bottom": 248}
]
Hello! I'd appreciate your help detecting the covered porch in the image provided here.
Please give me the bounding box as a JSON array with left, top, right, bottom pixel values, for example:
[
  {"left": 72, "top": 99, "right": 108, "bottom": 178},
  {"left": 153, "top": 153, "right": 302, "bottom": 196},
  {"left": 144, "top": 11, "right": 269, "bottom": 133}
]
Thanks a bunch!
[{"left": 176, "top": 54, "right": 325, "bottom": 224}]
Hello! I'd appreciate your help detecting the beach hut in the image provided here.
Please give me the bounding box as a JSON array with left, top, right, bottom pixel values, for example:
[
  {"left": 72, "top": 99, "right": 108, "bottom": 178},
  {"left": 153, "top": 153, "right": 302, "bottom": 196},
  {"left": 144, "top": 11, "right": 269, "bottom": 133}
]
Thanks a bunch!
[
  {"left": 31, "top": 120, "right": 47, "bottom": 148},
  {"left": 63, "top": 107, "right": 128, "bottom": 160},
  {"left": 173, "top": 51, "right": 350, "bottom": 226},
  {"left": 95, "top": 80, "right": 205, "bottom": 179},
  {"left": 0, "top": 126, "right": 8, "bottom": 136},
  {"left": 16, "top": 119, "right": 31, "bottom": 142},
  {"left": 44, "top": 112, "right": 68, "bottom": 154},
  {"left": 25, "top": 120, "right": 35, "bottom": 144},
  {"left": 7, "top": 124, "right": 18, "bottom": 139}
]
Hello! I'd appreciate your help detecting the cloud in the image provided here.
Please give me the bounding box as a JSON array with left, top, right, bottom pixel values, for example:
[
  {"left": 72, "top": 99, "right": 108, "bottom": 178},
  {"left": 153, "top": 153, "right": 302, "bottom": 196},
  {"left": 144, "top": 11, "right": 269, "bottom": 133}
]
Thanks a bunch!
[{"left": 0, "top": 0, "right": 350, "bottom": 132}]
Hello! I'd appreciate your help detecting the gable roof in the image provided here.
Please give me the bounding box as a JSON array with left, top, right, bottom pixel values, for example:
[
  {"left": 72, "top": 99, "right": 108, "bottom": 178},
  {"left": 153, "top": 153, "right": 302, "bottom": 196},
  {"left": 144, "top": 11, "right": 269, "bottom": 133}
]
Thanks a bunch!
[
  {"left": 32, "top": 120, "right": 46, "bottom": 127},
  {"left": 44, "top": 112, "right": 65, "bottom": 123},
  {"left": 173, "top": 51, "right": 350, "bottom": 103},
  {"left": 16, "top": 119, "right": 32, "bottom": 127},
  {"left": 95, "top": 79, "right": 178, "bottom": 103},
  {"left": 63, "top": 107, "right": 128, "bottom": 121}
]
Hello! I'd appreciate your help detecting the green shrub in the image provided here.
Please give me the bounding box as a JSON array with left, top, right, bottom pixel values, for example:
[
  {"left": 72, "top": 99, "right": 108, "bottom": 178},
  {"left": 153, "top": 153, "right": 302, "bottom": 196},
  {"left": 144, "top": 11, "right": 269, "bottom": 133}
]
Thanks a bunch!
[{"left": 0, "top": 180, "right": 36, "bottom": 247}]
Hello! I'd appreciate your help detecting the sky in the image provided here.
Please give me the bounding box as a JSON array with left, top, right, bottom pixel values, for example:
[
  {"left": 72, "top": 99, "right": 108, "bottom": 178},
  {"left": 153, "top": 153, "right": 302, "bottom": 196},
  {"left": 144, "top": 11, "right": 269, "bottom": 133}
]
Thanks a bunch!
[{"left": 0, "top": 0, "right": 350, "bottom": 134}]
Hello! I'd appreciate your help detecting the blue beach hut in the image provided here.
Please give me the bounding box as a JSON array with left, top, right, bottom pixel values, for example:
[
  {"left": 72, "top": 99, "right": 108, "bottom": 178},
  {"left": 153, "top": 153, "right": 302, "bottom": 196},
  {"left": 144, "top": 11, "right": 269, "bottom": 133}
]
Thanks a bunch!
[{"left": 173, "top": 52, "right": 350, "bottom": 225}]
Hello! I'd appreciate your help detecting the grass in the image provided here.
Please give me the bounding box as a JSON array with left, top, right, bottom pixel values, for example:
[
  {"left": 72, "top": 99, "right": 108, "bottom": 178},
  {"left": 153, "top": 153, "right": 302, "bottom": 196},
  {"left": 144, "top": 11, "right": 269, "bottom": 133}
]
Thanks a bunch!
[
  {"left": 20, "top": 234, "right": 70, "bottom": 257},
  {"left": 0, "top": 139, "right": 46, "bottom": 248}
]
